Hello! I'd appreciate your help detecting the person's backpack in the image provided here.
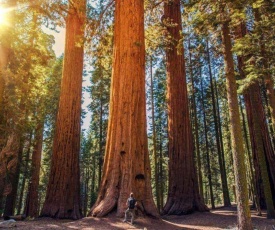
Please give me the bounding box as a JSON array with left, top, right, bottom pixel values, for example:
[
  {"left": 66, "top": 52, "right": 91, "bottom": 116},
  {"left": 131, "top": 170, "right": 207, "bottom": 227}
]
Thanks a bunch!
[{"left": 128, "top": 198, "right": 136, "bottom": 209}]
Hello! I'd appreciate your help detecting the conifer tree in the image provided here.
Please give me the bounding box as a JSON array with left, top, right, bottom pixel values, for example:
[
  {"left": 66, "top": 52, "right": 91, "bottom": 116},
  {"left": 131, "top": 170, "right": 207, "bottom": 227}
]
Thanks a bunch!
[
  {"left": 41, "top": 0, "right": 86, "bottom": 219},
  {"left": 90, "top": 0, "right": 158, "bottom": 217}
]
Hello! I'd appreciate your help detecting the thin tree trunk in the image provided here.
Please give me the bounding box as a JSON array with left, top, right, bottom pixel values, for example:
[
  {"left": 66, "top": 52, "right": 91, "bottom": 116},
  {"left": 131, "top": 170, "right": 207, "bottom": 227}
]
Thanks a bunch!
[
  {"left": 214, "top": 79, "right": 228, "bottom": 199},
  {"left": 98, "top": 93, "right": 103, "bottom": 189},
  {"left": 25, "top": 122, "right": 44, "bottom": 217},
  {"left": 159, "top": 129, "right": 164, "bottom": 210},
  {"left": 90, "top": 153, "right": 96, "bottom": 208},
  {"left": 149, "top": 56, "right": 160, "bottom": 211},
  {"left": 221, "top": 20, "right": 252, "bottom": 229},
  {"left": 17, "top": 132, "right": 33, "bottom": 214},
  {"left": 89, "top": 0, "right": 158, "bottom": 217},
  {"left": 40, "top": 0, "right": 86, "bottom": 219},
  {"left": 189, "top": 42, "right": 204, "bottom": 201},
  {"left": 200, "top": 77, "right": 215, "bottom": 209},
  {"left": 206, "top": 41, "right": 231, "bottom": 207},
  {"left": 162, "top": 0, "right": 208, "bottom": 215}
]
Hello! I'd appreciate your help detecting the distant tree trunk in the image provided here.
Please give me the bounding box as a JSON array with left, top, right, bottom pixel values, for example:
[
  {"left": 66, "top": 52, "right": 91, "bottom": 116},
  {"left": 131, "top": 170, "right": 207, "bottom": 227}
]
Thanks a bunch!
[
  {"left": 159, "top": 130, "right": 164, "bottom": 210},
  {"left": 4, "top": 139, "right": 23, "bottom": 216},
  {"left": 239, "top": 97, "right": 262, "bottom": 215},
  {"left": 150, "top": 56, "right": 160, "bottom": 211},
  {"left": 90, "top": 154, "right": 97, "bottom": 208},
  {"left": 98, "top": 92, "right": 103, "bottom": 189},
  {"left": 162, "top": 0, "right": 207, "bottom": 215},
  {"left": 200, "top": 77, "right": 215, "bottom": 209},
  {"left": 206, "top": 41, "right": 231, "bottom": 207},
  {"left": 235, "top": 21, "right": 275, "bottom": 211},
  {"left": 40, "top": 0, "right": 86, "bottom": 219},
  {"left": 214, "top": 79, "right": 228, "bottom": 199},
  {"left": 245, "top": 93, "right": 267, "bottom": 208},
  {"left": 249, "top": 84, "right": 275, "bottom": 218},
  {"left": 83, "top": 170, "right": 89, "bottom": 216},
  {"left": 189, "top": 42, "right": 204, "bottom": 201},
  {"left": 25, "top": 122, "right": 44, "bottom": 217},
  {"left": 17, "top": 132, "right": 33, "bottom": 214},
  {"left": 254, "top": 9, "right": 275, "bottom": 134},
  {"left": 89, "top": 0, "right": 158, "bottom": 217},
  {"left": 221, "top": 20, "right": 252, "bottom": 229}
]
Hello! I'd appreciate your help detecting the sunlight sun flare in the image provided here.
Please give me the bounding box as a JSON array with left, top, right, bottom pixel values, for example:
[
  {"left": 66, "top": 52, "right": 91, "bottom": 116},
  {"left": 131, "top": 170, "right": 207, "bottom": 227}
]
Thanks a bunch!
[{"left": 0, "top": 6, "right": 11, "bottom": 27}]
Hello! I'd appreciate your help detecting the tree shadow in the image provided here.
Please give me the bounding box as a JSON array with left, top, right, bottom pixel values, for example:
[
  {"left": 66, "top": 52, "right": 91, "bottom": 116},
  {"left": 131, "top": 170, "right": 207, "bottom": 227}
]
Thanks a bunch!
[{"left": 163, "top": 207, "right": 275, "bottom": 230}]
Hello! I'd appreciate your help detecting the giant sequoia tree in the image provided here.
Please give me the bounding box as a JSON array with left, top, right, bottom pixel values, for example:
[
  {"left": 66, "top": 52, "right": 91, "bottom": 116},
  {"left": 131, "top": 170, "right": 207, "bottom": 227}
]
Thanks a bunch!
[
  {"left": 40, "top": 0, "right": 86, "bottom": 219},
  {"left": 90, "top": 0, "right": 158, "bottom": 217},
  {"left": 162, "top": 0, "right": 208, "bottom": 215}
]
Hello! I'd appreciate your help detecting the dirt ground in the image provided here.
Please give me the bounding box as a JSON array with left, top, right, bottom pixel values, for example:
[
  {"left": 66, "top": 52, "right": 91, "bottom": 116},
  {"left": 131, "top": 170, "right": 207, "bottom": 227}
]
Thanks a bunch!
[{"left": 4, "top": 206, "right": 275, "bottom": 230}]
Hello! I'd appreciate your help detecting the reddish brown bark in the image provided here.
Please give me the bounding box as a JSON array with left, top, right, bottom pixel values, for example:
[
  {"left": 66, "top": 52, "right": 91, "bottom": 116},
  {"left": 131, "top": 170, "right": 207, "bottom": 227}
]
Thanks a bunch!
[
  {"left": 235, "top": 22, "right": 275, "bottom": 212},
  {"left": 25, "top": 122, "right": 44, "bottom": 217},
  {"left": 89, "top": 0, "right": 158, "bottom": 218},
  {"left": 162, "top": 0, "right": 207, "bottom": 215},
  {"left": 0, "top": 131, "right": 20, "bottom": 216},
  {"left": 40, "top": 0, "right": 86, "bottom": 220}
]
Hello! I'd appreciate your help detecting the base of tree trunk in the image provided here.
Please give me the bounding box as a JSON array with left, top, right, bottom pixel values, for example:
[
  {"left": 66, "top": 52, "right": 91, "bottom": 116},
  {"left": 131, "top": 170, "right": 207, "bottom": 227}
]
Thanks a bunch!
[
  {"left": 162, "top": 197, "right": 209, "bottom": 215},
  {"left": 41, "top": 204, "right": 82, "bottom": 220}
]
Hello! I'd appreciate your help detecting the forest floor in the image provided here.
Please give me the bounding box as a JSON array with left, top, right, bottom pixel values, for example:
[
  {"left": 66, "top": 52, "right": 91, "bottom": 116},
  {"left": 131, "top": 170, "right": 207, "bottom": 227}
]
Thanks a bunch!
[{"left": 2, "top": 206, "right": 275, "bottom": 230}]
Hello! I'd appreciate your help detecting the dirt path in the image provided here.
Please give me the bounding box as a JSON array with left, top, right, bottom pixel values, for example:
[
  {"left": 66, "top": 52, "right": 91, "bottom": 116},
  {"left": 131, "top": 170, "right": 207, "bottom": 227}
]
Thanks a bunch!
[{"left": 5, "top": 207, "right": 275, "bottom": 229}]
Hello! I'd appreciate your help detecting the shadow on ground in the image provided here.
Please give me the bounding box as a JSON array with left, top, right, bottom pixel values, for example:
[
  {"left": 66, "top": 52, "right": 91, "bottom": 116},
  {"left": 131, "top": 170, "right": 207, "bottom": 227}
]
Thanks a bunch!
[{"left": 11, "top": 206, "right": 275, "bottom": 230}]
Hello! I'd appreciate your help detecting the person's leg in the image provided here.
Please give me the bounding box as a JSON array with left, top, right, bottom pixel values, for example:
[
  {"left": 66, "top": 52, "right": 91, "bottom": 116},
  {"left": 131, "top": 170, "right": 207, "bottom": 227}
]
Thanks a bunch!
[
  {"left": 130, "top": 210, "right": 135, "bottom": 224},
  {"left": 123, "top": 209, "right": 129, "bottom": 222}
]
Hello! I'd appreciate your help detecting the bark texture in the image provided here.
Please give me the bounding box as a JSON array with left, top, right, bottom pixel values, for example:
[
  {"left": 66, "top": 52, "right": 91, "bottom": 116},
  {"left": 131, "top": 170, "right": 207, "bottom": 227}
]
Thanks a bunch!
[
  {"left": 89, "top": 0, "right": 158, "bottom": 218},
  {"left": 235, "top": 21, "right": 275, "bottom": 212},
  {"left": 162, "top": 0, "right": 208, "bottom": 215},
  {"left": 25, "top": 122, "right": 44, "bottom": 217},
  {"left": 40, "top": 0, "right": 86, "bottom": 219},
  {"left": 221, "top": 21, "right": 252, "bottom": 229},
  {"left": 0, "top": 133, "right": 20, "bottom": 201}
]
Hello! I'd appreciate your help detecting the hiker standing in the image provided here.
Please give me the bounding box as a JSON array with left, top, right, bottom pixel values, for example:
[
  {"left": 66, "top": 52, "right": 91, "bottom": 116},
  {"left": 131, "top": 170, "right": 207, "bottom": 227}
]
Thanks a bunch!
[{"left": 123, "top": 192, "right": 136, "bottom": 224}]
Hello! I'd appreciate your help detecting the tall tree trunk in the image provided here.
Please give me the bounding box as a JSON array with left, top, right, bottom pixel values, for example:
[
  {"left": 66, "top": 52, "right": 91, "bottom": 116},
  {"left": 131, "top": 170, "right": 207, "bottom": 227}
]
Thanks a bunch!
[
  {"left": 98, "top": 92, "right": 103, "bottom": 189},
  {"left": 250, "top": 84, "right": 275, "bottom": 218},
  {"left": 159, "top": 129, "right": 164, "bottom": 210},
  {"left": 206, "top": 41, "right": 231, "bottom": 207},
  {"left": 149, "top": 56, "right": 160, "bottom": 211},
  {"left": 221, "top": 20, "right": 252, "bottom": 229},
  {"left": 239, "top": 97, "right": 262, "bottom": 215},
  {"left": 89, "top": 0, "right": 158, "bottom": 218},
  {"left": 214, "top": 79, "right": 228, "bottom": 200},
  {"left": 17, "top": 132, "right": 33, "bottom": 214},
  {"left": 40, "top": 0, "right": 86, "bottom": 219},
  {"left": 25, "top": 122, "right": 44, "bottom": 217},
  {"left": 189, "top": 42, "right": 204, "bottom": 201},
  {"left": 201, "top": 77, "right": 215, "bottom": 209},
  {"left": 162, "top": 0, "right": 207, "bottom": 215},
  {"left": 254, "top": 8, "right": 275, "bottom": 134},
  {"left": 235, "top": 21, "right": 275, "bottom": 211}
]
